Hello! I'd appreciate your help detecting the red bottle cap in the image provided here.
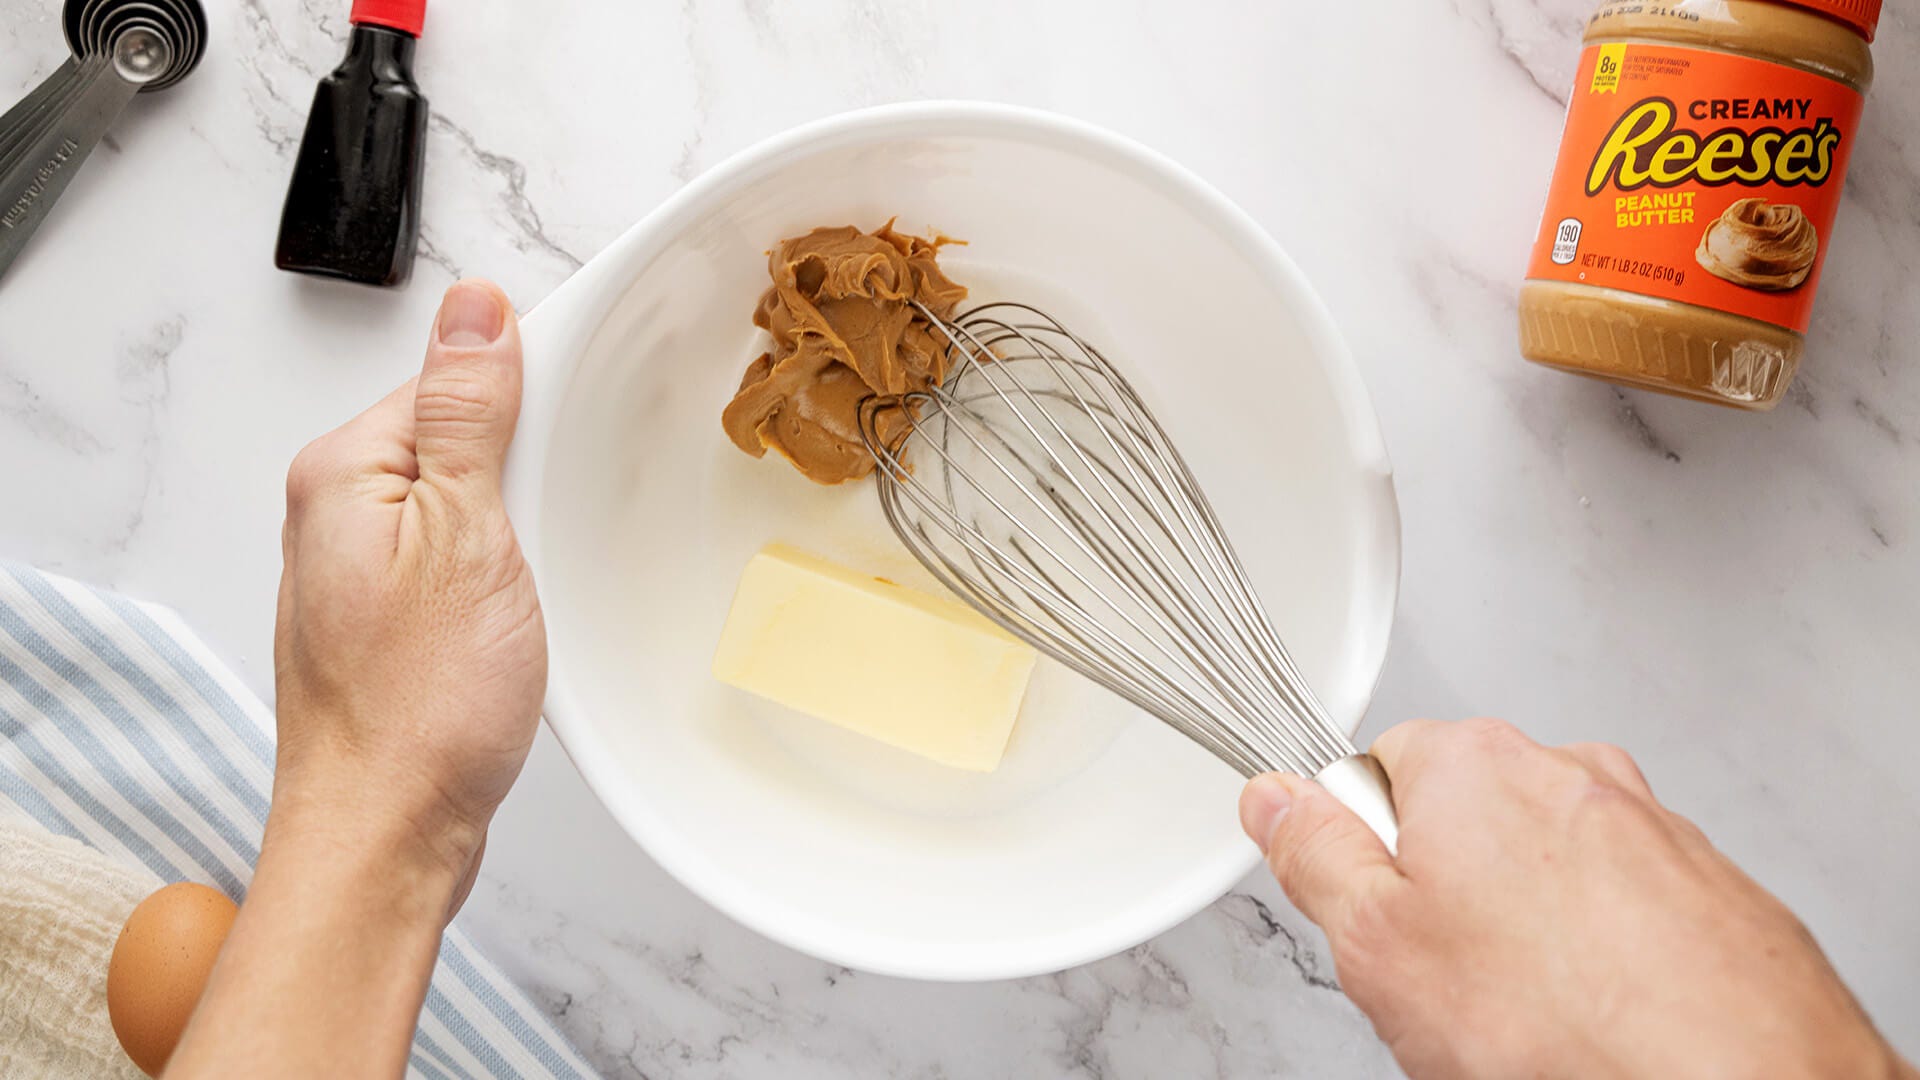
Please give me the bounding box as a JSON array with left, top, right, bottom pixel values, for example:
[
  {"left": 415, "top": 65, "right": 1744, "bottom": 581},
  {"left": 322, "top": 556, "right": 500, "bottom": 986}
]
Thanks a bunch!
[
  {"left": 1780, "top": 0, "right": 1881, "bottom": 41},
  {"left": 350, "top": 0, "right": 426, "bottom": 37}
]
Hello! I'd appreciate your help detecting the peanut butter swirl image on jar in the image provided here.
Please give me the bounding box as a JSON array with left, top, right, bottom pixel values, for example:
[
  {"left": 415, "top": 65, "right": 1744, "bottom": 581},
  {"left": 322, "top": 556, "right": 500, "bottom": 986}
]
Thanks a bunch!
[
  {"left": 1696, "top": 198, "right": 1819, "bottom": 291},
  {"left": 1518, "top": 0, "right": 1879, "bottom": 410}
]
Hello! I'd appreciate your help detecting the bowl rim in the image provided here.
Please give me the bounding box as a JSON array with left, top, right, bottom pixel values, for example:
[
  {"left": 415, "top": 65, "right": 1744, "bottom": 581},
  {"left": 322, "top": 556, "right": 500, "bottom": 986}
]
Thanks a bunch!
[{"left": 504, "top": 99, "right": 1402, "bottom": 982}]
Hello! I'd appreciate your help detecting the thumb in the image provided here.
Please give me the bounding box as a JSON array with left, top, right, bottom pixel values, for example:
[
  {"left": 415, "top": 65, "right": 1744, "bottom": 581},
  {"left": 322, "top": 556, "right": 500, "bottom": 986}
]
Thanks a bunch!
[
  {"left": 1240, "top": 773, "right": 1397, "bottom": 932},
  {"left": 415, "top": 279, "right": 523, "bottom": 488}
]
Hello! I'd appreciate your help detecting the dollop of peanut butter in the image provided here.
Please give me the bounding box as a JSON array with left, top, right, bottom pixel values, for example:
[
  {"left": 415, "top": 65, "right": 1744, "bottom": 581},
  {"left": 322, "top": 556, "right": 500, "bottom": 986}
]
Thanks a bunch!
[
  {"left": 722, "top": 222, "right": 966, "bottom": 484},
  {"left": 1695, "top": 198, "right": 1818, "bottom": 291}
]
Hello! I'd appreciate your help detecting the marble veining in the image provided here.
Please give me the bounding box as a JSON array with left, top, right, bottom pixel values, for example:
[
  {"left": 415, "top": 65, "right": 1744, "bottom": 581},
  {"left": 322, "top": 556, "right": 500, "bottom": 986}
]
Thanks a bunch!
[
  {"left": 0, "top": 0, "right": 1914, "bottom": 1076},
  {"left": 428, "top": 114, "right": 587, "bottom": 273},
  {"left": 0, "top": 370, "right": 104, "bottom": 454}
]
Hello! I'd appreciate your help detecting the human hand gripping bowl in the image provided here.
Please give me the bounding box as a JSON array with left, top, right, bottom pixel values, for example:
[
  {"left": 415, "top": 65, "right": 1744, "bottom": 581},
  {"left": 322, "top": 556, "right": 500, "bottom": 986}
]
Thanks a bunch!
[{"left": 499, "top": 102, "right": 1401, "bottom": 980}]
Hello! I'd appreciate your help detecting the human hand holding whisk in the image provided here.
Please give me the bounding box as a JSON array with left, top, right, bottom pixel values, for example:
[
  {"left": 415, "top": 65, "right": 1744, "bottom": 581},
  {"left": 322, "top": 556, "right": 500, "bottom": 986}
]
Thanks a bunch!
[
  {"left": 1240, "top": 718, "right": 1913, "bottom": 1080},
  {"left": 863, "top": 300, "right": 1912, "bottom": 1078}
]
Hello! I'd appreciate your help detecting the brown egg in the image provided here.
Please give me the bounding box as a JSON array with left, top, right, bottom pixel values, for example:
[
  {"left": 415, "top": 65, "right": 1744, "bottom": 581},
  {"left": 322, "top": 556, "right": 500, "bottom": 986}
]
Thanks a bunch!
[{"left": 107, "top": 881, "right": 239, "bottom": 1077}]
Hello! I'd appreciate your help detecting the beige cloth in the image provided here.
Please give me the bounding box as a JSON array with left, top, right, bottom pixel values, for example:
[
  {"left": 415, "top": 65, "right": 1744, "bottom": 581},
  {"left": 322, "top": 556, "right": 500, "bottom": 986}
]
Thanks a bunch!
[{"left": 0, "top": 819, "right": 155, "bottom": 1079}]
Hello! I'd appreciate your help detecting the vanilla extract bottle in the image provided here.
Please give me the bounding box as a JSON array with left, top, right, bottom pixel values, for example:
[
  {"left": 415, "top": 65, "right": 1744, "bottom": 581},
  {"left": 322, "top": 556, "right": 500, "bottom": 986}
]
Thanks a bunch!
[{"left": 274, "top": 0, "right": 430, "bottom": 287}]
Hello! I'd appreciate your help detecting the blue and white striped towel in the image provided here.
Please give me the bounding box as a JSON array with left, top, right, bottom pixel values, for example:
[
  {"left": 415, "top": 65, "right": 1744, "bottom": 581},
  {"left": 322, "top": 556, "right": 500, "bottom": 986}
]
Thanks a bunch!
[{"left": 0, "top": 564, "right": 596, "bottom": 1080}]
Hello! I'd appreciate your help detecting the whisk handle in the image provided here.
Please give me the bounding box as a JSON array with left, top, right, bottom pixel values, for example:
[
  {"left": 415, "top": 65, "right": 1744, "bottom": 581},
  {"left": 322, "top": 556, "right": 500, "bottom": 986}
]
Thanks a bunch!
[{"left": 1314, "top": 754, "right": 1400, "bottom": 856}]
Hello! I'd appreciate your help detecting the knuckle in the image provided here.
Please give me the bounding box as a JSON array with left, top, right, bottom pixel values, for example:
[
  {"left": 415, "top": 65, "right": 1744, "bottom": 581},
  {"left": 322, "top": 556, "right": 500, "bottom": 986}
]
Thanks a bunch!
[
  {"left": 1662, "top": 808, "right": 1711, "bottom": 845},
  {"left": 1458, "top": 716, "right": 1534, "bottom": 758},
  {"left": 1460, "top": 715, "right": 1519, "bottom": 742},
  {"left": 284, "top": 440, "right": 336, "bottom": 507},
  {"left": 1587, "top": 741, "right": 1641, "bottom": 777},
  {"left": 414, "top": 374, "right": 502, "bottom": 429},
  {"left": 1573, "top": 776, "right": 1638, "bottom": 809},
  {"left": 1369, "top": 716, "right": 1437, "bottom": 756},
  {"left": 1564, "top": 775, "right": 1655, "bottom": 834},
  {"left": 1558, "top": 741, "right": 1652, "bottom": 801}
]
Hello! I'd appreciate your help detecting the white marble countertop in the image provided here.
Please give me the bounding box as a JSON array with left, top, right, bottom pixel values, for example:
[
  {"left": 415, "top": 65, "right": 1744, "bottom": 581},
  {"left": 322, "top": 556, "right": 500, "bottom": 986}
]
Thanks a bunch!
[{"left": 2, "top": 0, "right": 1915, "bottom": 1075}]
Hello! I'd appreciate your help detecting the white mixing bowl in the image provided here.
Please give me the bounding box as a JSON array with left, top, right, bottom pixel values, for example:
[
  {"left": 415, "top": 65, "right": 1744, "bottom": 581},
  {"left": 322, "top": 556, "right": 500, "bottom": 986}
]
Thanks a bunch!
[{"left": 503, "top": 102, "right": 1400, "bottom": 981}]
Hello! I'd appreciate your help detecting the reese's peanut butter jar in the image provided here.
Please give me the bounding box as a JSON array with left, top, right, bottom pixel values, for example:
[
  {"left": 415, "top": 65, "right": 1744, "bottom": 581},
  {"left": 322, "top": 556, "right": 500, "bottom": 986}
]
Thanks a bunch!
[{"left": 1519, "top": 0, "right": 1879, "bottom": 409}]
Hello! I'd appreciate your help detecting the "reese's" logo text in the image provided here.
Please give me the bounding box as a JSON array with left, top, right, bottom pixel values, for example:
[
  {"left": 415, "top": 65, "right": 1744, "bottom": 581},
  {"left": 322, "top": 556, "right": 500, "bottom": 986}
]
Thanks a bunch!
[{"left": 1585, "top": 97, "right": 1841, "bottom": 196}]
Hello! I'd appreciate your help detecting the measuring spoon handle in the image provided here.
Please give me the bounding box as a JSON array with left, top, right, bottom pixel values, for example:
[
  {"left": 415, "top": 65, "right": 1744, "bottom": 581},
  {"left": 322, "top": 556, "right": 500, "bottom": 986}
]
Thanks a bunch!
[
  {"left": 0, "top": 58, "right": 82, "bottom": 146},
  {"left": 0, "top": 62, "right": 139, "bottom": 280},
  {"left": 0, "top": 58, "right": 112, "bottom": 177},
  {"left": 0, "top": 58, "right": 109, "bottom": 167}
]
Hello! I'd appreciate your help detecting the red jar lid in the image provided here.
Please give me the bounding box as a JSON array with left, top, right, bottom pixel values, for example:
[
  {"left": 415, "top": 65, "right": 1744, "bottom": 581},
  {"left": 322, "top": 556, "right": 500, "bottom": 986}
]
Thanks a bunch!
[
  {"left": 350, "top": 0, "right": 426, "bottom": 37},
  {"left": 1781, "top": 0, "right": 1881, "bottom": 41}
]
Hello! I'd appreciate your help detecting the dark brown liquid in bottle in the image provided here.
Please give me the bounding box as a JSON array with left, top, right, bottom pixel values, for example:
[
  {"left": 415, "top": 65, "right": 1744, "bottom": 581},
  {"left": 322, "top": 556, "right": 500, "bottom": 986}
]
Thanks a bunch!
[{"left": 274, "top": 25, "right": 427, "bottom": 287}]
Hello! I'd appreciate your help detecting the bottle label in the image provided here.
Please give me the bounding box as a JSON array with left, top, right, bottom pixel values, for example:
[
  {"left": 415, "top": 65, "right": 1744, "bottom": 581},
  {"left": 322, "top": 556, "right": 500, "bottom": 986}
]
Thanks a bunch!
[{"left": 1525, "top": 43, "right": 1864, "bottom": 333}]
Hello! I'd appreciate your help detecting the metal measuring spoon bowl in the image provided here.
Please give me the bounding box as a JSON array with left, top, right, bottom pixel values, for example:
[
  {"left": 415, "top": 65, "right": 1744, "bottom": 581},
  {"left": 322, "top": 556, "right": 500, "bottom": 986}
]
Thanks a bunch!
[
  {"left": 105, "top": 24, "right": 175, "bottom": 86},
  {"left": 0, "top": 0, "right": 207, "bottom": 278},
  {"left": 68, "top": 0, "right": 206, "bottom": 91}
]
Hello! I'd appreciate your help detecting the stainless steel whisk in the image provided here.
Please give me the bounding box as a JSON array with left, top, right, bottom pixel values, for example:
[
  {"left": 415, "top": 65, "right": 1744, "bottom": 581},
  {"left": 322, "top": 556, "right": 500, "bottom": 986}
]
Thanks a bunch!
[{"left": 859, "top": 302, "right": 1400, "bottom": 852}]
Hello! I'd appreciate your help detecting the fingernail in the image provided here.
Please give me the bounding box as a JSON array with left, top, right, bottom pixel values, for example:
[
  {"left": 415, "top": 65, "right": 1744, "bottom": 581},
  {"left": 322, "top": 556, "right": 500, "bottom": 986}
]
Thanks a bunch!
[
  {"left": 437, "top": 281, "right": 505, "bottom": 347},
  {"left": 1239, "top": 774, "right": 1293, "bottom": 854}
]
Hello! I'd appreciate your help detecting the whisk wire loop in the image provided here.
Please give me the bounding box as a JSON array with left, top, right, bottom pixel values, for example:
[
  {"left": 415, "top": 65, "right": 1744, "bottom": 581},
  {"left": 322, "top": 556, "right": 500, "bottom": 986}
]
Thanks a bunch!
[
  {"left": 875, "top": 395, "right": 1278, "bottom": 764},
  {"left": 858, "top": 299, "right": 1390, "bottom": 824},
  {"left": 955, "top": 317, "right": 1347, "bottom": 763},
  {"left": 948, "top": 320, "right": 1310, "bottom": 731}
]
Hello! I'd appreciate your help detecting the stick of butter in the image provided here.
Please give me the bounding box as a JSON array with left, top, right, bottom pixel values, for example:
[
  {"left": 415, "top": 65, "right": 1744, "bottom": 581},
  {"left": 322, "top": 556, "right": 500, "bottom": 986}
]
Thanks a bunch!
[{"left": 712, "top": 544, "right": 1038, "bottom": 772}]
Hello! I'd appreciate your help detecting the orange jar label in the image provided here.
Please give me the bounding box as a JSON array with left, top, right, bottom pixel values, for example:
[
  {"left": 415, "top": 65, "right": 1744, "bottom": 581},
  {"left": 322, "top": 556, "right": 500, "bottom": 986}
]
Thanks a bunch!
[{"left": 1526, "top": 43, "right": 1864, "bottom": 333}]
